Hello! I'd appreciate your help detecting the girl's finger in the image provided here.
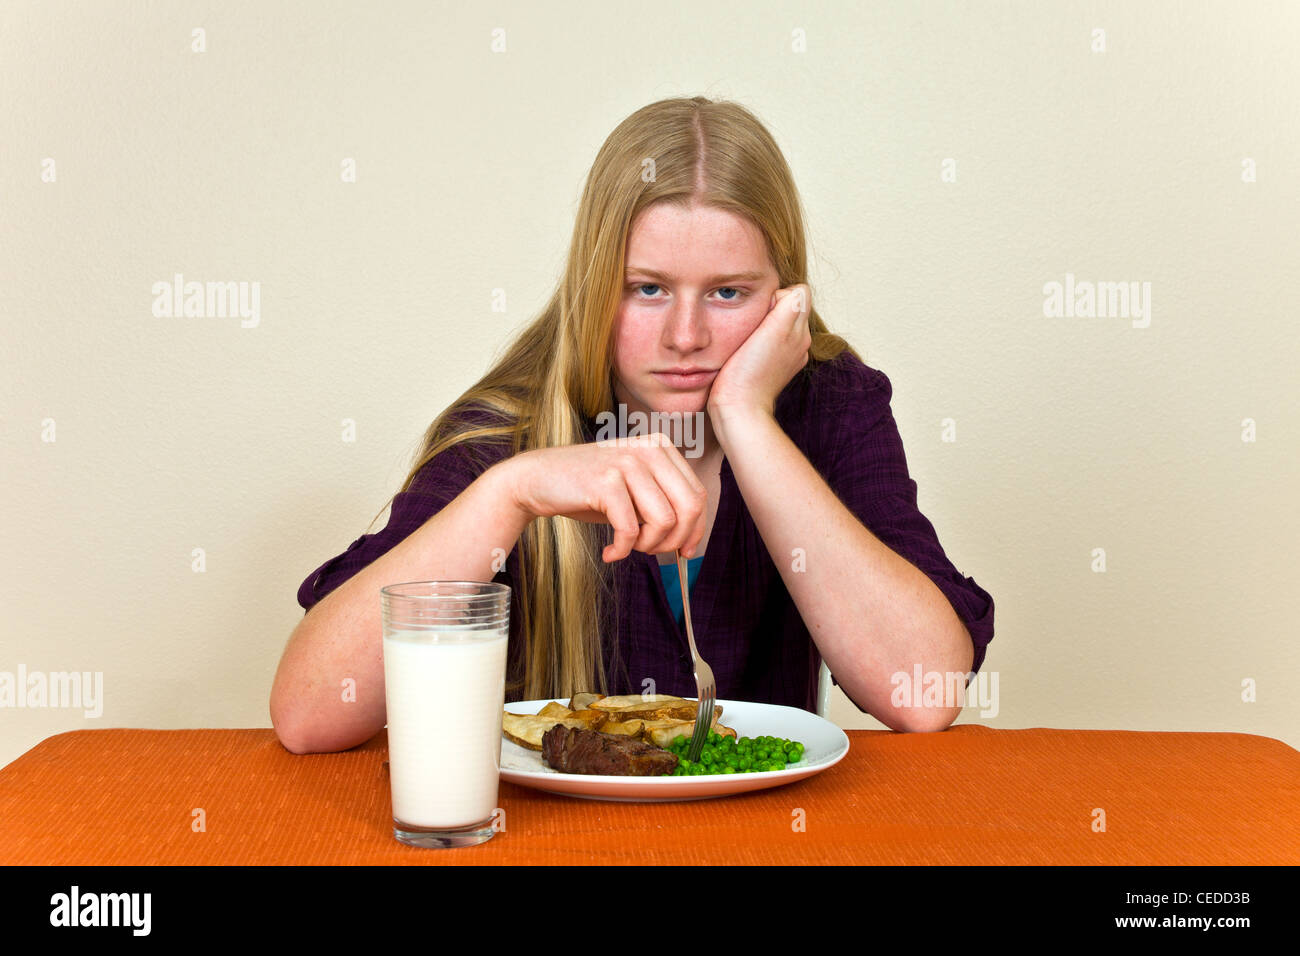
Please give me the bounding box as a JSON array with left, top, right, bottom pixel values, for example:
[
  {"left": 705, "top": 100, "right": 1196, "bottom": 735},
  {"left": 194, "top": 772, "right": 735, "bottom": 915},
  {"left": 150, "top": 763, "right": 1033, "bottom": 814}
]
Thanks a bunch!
[
  {"left": 652, "top": 432, "right": 707, "bottom": 498},
  {"left": 619, "top": 432, "right": 707, "bottom": 556},
  {"left": 618, "top": 457, "right": 677, "bottom": 554},
  {"left": 598, "top": 470, "right": 641, "bottom": 562},
  {"left": 644, "top": 444, "right": 707, "bottom": 556},
  {"left": 790, "top": 285, "right": 810, "bottom": 319}
]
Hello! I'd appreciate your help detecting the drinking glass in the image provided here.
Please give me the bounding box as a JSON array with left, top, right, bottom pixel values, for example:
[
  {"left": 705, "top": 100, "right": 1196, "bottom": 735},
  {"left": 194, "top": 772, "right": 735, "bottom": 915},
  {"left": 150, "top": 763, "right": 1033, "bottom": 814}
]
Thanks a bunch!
[{"left": 381, "top": 581, "right": 510, "bottom": 848}]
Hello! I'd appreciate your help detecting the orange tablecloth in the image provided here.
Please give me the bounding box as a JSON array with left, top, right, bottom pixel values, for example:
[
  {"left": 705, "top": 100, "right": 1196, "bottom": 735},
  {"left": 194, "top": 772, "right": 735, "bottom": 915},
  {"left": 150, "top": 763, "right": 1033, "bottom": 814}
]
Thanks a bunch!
[{"left": 2, "top": 725, "right": 1297, "bottom": 865}]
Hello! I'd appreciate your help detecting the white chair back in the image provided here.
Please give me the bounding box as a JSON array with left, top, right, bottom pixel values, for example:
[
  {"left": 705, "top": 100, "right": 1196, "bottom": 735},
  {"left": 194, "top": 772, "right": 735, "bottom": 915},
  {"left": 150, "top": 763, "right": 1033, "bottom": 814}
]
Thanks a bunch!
[{"left": 816, "top": 661, "right": 832, "bottom": 718}]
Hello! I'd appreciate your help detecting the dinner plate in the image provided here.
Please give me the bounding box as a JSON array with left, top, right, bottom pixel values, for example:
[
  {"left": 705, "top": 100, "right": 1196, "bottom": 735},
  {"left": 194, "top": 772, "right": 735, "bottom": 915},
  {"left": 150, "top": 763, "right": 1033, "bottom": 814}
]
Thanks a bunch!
[{"left": 498, "top": 698, "right": 850, "bottom": 802}]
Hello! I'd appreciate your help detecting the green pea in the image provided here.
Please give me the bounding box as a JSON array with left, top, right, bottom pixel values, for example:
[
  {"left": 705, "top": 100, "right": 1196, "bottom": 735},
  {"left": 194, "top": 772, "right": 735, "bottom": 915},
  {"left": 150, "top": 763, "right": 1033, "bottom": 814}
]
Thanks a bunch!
[{"left": 660, "top": 734, "right": 805, "bottom": 774}]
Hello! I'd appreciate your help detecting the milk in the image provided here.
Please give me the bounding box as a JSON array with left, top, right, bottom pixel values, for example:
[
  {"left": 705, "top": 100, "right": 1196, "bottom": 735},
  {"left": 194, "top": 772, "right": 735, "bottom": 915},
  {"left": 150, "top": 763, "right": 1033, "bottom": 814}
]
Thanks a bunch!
[{"left": 382, "top": 626, "right": 508, "bottom": 829}]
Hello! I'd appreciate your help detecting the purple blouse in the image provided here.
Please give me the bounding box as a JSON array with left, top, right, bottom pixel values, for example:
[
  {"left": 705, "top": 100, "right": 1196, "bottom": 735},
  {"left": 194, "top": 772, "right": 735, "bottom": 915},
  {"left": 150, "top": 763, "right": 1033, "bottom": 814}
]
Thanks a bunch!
[{"left": 296, "top": 350, "right": 995, "bottom": 715}]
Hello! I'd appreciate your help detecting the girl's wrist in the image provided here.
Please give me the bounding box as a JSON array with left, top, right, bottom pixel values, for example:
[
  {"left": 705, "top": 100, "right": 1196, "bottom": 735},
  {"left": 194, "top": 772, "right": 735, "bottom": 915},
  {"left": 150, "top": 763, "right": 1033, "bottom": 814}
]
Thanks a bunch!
[
  {"left": 707, "top": 401, "right": 776, "bottom": 452},
  {"left": 484, "top": 453, "right": 537, "bottom": 526}
]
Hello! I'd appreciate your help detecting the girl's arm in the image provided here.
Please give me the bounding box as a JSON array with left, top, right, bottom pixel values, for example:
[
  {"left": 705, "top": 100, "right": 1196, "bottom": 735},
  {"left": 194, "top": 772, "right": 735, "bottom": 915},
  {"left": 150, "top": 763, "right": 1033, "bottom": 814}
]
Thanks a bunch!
[
  {"left": 705, "top": 285, "right": 973, "bottom": 731},
  {"left": 271, "top": 460, "right": 533, "bottom": 754},
  {"left": 271, "top": 434, "right": 706, "bottom": 754},
  {"left": 711, "top": 403, "right": 973, "bottom": 732}
]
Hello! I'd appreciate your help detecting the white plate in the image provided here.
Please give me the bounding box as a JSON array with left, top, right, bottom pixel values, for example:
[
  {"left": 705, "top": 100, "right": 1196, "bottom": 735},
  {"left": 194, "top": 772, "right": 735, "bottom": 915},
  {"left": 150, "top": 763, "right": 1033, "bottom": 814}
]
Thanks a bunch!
[{"left": 499, "top": 698, "right": 850, "bottom": 802}]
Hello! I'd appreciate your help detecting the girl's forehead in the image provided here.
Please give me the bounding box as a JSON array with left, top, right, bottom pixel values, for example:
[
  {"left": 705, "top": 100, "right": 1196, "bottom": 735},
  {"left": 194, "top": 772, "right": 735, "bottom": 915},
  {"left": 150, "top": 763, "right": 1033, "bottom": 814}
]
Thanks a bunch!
[{"left": 628, "top": 205, "right": 770, "bottom": 259}]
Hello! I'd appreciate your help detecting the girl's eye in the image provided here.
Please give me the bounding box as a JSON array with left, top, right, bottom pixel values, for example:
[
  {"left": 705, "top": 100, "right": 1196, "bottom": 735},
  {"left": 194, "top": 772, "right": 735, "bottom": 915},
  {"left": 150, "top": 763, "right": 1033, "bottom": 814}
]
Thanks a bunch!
[{"left": 629, "top": 283, "right": 749, "bottom": 302}]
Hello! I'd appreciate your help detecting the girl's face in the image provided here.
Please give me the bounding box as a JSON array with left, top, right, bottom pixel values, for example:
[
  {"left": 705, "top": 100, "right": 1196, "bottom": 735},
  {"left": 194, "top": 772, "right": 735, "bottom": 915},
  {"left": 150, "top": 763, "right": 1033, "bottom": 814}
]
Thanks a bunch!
[{"left": 611, "top": 203, "right": 780, "bottom": 420}]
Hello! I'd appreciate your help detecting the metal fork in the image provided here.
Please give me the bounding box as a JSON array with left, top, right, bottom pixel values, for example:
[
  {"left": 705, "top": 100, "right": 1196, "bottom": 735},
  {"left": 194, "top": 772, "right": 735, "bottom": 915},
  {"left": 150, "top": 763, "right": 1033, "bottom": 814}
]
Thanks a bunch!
[{"left": 676, "top": 549, "right": 717, "bottom": 764}]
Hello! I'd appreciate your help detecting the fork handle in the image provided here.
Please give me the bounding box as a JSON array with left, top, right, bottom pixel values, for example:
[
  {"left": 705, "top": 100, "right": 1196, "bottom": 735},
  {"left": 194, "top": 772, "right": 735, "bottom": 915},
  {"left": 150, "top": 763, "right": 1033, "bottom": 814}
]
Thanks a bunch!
[{"left": 676, "top": 551, "right": 700, "bottom": 657}]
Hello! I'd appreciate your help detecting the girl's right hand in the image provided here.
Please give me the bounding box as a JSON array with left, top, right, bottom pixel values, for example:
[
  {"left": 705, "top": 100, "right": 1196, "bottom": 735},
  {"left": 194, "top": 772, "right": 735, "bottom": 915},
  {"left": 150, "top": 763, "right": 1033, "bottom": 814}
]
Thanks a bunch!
[{"left": 505, "top": 433, "right": 708, "bottom": 562}]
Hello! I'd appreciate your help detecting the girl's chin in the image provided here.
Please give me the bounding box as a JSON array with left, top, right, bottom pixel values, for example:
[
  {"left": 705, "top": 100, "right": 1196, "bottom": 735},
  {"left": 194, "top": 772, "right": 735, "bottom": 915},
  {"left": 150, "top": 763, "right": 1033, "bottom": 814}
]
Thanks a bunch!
[
  {"left": 652, "top": 385, "right": 711, "bottom": 408},
  {"left": 650, "top": 401, "right": 708, "bottom": 418},
  {"left": 614, "top": 385, "right": 708, "bottom": 417}
]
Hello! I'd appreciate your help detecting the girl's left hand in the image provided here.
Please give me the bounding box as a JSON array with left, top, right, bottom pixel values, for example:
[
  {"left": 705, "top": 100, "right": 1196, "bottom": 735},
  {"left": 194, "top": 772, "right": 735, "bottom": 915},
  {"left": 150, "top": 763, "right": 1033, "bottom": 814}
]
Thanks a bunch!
[{"left": 706, "top": 283, "right": 812, "bottom": 419}]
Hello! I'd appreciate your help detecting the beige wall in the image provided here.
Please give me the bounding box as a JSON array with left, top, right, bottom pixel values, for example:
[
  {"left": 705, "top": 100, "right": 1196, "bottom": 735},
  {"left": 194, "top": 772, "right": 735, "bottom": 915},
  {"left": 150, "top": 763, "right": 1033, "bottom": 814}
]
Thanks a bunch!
[{"left": 3, "top": 0, "right": 1297, "bottom": 768}]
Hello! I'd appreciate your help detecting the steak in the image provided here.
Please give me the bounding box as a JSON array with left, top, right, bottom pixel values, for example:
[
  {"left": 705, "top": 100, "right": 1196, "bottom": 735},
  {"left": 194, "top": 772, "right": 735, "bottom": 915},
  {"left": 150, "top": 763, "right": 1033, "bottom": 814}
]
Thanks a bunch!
[{"left": 540, "top": 725, "right": 679, "bottom": 776}]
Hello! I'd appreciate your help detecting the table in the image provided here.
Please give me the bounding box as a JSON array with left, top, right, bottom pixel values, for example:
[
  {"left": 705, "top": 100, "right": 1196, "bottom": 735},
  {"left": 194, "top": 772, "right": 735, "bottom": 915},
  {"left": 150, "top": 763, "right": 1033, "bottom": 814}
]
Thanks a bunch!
[{"left": 2, "top": 725, "right": 1297, "bottom": 864}]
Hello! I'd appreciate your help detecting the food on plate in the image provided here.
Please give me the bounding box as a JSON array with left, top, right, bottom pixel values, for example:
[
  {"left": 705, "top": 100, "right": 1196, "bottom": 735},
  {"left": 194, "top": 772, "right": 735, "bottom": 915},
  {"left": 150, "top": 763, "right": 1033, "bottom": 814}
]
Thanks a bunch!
[
  {"left": 666, "top": 731, "right": 806, "bottom": 776},
  {"left": 585, "top": 694, "right": 725, "bottom": 724},
  {"left": 536, "top": 701, "right": 574, "bottom": 719},
  {"left": 567, "top": 692, "right": 603, "bottom": 711},
  {"left": 540, "top": 725, "right": 679, "bottom": 776},
  {"left": 501, "top": 712, "right": 593, "bottom": 750},
  {"left": 503, "top": 693, "right": 733, "bottom": 752},
  {"left": 502, "top": 693, "right": 807, "bottom": 778}
]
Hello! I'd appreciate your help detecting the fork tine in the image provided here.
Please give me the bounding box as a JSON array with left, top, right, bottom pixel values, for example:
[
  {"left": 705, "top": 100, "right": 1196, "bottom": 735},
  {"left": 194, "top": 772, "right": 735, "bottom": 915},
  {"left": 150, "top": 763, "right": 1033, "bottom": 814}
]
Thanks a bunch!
[
  {"left": 692, "top": 695, "right": 715, "bottom": 761},
  {"left": 688, "top": 697, "right": 709, "bottom": 760},
  {"left": 687, "top": 661, "right": 716, "bottom": 762},
  {"left": 676, "top": 548, "right": 716, "bottom": 764}
]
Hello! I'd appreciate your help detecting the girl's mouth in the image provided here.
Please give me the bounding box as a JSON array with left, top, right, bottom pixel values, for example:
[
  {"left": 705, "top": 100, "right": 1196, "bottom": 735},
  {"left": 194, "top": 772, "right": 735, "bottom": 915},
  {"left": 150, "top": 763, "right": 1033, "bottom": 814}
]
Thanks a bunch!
[{"left": 653, "top": 369, "right": 717, "bottom": 389}]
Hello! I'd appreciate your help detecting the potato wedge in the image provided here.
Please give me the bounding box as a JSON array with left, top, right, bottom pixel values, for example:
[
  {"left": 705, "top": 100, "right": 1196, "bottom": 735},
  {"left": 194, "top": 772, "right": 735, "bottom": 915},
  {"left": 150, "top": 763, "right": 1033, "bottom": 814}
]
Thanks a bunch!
[
  {"left": 502, "top": 713, "right": 591, "bottom": 751},
  {"left": 641, "top": 718, "right": 736, "bottom": 748},
  {"left": 598, "top": 718, "right": 646, "bottom": 737},
  {"left": 596, "top": 714, "right": 736, "bottom": 747},
  {"left": 567, "top": 692, "right": 605, "bottom": 711},
  {"left": 589, "top": 695, "right": 724, "bottom": 724},
  {"left": 537, "top": 701, "right": 573, "bottom": 719},
  {"left": 562, "top": 708, "right": 609, "bottom": 731},
  {"left": 588, "top": 694, "right": 685, "bottom": 713}
]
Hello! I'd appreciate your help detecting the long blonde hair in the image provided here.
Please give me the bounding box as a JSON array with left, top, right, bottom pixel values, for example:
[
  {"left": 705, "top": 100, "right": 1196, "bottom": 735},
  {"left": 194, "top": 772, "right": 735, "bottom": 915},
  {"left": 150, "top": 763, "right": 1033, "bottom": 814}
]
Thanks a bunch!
[{"left": 366, "top": 96, "right": 857, "bottom": 699}]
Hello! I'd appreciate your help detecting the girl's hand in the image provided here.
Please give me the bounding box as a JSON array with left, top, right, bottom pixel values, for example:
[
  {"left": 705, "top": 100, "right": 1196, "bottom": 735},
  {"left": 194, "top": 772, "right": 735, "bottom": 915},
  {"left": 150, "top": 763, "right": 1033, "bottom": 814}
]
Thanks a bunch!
[
  {"left": 504, "top": 433, "right": 708, "bottom": 562},
  {"left": 706, "top": 283, "right": 812, "bottom": 420}
]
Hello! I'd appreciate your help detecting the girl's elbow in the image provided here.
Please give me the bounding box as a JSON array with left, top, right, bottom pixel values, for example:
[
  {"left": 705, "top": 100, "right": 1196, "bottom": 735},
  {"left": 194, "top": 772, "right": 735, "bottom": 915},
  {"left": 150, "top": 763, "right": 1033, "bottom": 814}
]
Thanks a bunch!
[{"left": 897, "top": 704, "right": 962, "bottom": 733}]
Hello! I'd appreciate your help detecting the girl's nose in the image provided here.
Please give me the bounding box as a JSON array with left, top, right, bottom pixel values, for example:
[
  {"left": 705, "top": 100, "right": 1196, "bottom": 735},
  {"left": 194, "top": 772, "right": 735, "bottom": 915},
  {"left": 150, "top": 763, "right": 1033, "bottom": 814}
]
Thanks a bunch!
[{"left": 663, "top": 302, "right": 709, "bottom": 351}]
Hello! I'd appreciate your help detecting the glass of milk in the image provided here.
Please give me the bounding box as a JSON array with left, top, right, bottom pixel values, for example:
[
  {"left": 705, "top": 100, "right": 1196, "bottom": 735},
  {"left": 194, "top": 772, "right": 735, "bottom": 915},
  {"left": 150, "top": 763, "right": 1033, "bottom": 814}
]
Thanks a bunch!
[{"left": 381, "top": 581, "right": 510, "bottom": 848}]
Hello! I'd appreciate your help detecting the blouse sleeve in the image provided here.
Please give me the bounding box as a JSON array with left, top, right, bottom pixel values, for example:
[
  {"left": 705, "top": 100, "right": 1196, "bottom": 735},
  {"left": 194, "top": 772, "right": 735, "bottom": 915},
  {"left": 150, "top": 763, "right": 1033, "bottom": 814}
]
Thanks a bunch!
[
  {"left": 811, "top": 356, "right": 996, "bottom": 677},
  {"left": 296, "top": 432, "right": 511, "bottom": 613}
]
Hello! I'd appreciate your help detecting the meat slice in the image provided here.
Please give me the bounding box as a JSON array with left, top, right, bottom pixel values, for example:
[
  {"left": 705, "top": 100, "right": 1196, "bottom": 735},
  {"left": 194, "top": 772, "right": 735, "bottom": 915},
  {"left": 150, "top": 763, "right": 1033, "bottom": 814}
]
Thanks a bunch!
[{"left": 540, "top": 725, "right": 679, "bottom": 776}]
